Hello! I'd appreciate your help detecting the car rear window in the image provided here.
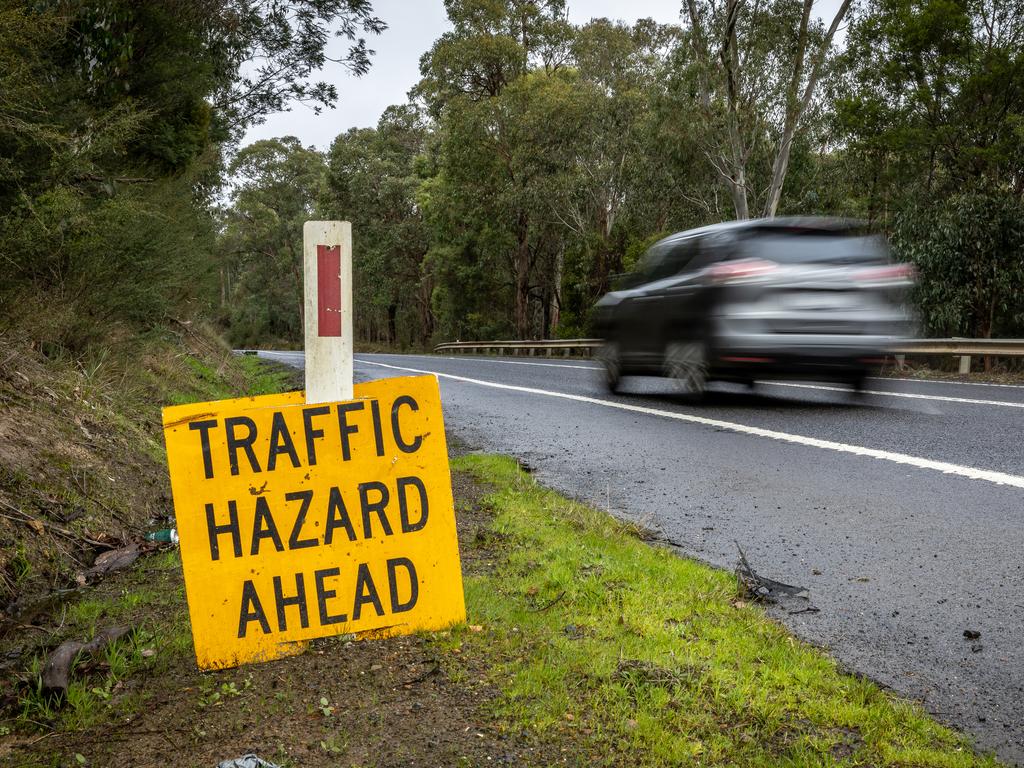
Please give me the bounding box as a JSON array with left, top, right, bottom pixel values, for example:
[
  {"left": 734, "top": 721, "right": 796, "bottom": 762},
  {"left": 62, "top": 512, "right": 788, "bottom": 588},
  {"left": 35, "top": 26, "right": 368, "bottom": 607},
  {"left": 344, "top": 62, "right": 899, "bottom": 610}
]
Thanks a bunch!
[{"left": 740, "top": 231, "right": 889, "bottom": 265}]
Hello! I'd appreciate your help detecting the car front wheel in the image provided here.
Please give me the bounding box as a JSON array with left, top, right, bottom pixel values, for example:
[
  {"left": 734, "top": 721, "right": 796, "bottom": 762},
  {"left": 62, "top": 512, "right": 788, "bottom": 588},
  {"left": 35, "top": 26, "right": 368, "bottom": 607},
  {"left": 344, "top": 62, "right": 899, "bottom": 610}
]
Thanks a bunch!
[{"left": 596, "top": 341, "right": 622, "bottom": 393}]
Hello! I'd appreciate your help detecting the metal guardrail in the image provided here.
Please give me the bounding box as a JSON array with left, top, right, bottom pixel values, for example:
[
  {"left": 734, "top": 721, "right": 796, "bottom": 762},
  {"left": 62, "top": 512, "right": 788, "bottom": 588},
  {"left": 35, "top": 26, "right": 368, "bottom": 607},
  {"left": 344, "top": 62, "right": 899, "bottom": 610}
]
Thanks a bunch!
[
  {"left": 893, "top": 338, "right": 1024, "bottom": 356},
  {"left": 433, "top": 338, "right": 1024, "bottom": 371},
  {"left": 434, "top": 339, "right": 603, "bottom": 357}
]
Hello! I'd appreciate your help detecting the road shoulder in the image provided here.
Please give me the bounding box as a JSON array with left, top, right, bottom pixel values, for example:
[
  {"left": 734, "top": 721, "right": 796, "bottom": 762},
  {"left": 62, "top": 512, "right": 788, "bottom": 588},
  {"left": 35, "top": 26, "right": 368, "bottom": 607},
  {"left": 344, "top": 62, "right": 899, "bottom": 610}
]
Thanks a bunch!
[{"left": 3, "top": 451, "right": 1002, "bottom": 767}]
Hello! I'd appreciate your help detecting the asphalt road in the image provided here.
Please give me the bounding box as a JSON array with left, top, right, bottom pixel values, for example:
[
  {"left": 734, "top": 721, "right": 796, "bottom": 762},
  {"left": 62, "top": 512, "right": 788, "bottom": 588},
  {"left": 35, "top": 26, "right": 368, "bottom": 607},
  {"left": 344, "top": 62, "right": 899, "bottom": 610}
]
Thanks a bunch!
[{"left": 261, "top": 350, "right": 1024, "bottom": 763}]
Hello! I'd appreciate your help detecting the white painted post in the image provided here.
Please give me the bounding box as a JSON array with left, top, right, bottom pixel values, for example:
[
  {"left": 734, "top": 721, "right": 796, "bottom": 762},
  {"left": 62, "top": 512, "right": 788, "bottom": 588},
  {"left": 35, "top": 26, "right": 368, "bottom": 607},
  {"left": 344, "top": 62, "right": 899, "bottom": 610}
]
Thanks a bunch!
[
  {"left": 303, "top": 221, "right": 353, "bottom": 404},
  {"left": 958, "top": 355, "right": 971, "bottom": 375}
]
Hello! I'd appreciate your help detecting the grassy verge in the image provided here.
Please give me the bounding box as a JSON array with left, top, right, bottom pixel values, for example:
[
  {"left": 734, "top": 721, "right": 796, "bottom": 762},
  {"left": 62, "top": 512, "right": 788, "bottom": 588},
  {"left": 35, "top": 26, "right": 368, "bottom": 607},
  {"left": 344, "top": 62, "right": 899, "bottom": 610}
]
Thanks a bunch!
[
  {"left": 448, "top": 454, "right": 998, "bottom": 767},
  {"left": 1, "top": 345, "right": 1001, "bottom": 766}
]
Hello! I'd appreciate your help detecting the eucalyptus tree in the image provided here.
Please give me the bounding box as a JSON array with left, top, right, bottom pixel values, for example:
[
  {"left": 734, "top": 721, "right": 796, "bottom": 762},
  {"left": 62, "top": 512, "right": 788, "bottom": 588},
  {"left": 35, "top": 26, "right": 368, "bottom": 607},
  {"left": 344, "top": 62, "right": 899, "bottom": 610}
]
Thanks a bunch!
[
  {"left": 835, "top": 0, "right": 1024, "bottom": 223},
  {"left": 417, "top": 0, "right": 575, "bottom": 338},
  {"left": 220, "top": 137, "right": 327, "bottom": 345},
  {"left": 677, "top": 0, "right": 852, "bottom": 218},
  {"left": 323, "top": 105, "right": 433, "bottom": 346},
  {"left": 835, "top": 0, "right": 1024, "bottom": 338}
]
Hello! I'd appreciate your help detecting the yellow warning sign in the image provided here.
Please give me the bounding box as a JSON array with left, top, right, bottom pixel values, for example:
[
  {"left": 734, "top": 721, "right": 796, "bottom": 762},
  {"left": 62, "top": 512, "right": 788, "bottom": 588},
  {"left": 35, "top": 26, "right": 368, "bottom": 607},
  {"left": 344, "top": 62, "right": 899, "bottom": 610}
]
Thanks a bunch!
[{"left": 162, "top": 375, "right": 465, "bottom": 670}]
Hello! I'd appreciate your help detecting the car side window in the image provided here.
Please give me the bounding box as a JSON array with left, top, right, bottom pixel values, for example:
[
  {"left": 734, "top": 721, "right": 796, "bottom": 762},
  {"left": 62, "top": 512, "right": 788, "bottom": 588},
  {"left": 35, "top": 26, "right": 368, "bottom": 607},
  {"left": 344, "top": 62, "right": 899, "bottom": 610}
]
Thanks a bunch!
[
  {"left": 694, "top": 233, "right": 735, "bottom": 267},
  {"left": 645, "top": 239, "right": 696, "bottom": 281}
]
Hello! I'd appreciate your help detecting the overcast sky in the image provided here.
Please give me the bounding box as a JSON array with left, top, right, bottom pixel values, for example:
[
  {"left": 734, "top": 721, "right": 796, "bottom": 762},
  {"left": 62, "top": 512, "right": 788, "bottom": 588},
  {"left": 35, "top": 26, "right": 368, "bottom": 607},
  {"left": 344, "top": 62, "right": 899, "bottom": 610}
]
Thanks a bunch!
[{"left": 241, "top": 0, "right": 844, "bottom": 152}]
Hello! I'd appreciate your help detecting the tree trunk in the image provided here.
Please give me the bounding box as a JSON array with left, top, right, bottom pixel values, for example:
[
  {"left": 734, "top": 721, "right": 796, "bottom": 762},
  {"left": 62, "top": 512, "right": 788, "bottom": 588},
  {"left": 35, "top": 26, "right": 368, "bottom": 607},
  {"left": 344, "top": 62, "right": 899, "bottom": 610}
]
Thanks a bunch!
[
  {"left": 387, "top": 304, "right": 398, "bottom": 346},
  {"left": 722, "top": 0, "right": 750, "bottom": 219},
  {"left": 513, "top": 211, "right": 531, "bottom": 339},
  {"left": 727, "top": 164, "right": 750, "bottom": 219},
  {"left": 764, "top": 0, "right": 853, "bottom": 217},
  {"left": 550, "top": 246, "right": 564, "bottom": 336}
]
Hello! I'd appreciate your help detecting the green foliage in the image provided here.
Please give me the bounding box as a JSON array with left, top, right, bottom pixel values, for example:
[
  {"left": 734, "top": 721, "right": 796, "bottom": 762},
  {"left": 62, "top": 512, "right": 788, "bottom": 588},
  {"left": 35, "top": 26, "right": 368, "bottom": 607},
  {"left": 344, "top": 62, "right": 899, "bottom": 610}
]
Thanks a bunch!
[
  {"left": 218, "top": 0, "right": 1024, "bottom": 347},
  {"left": 834, "top": 0, "right": 1024, "bottom": 228},
  {"left": 832, "top": 0, "right": 1024, "bottom": 336},
  {"left": 220, "top": 137, "right": 326, "bottom": 347},
  {"left": 321, "top": 106, "right": 433, "bottom": 346},
  {"left": 0, "top": 0, "right": 385, "bottom": 356},
  {"left": 895, "top": 191, "right": 1024, "bottom": 337}
]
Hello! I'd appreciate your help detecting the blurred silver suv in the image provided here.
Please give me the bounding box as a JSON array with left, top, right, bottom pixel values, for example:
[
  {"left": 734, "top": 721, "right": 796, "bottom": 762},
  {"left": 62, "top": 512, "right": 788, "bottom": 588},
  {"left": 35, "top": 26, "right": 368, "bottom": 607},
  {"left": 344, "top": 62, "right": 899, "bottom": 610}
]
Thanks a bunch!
[{"left": 592, "top": 218, "right": 915, "bottom": 394}]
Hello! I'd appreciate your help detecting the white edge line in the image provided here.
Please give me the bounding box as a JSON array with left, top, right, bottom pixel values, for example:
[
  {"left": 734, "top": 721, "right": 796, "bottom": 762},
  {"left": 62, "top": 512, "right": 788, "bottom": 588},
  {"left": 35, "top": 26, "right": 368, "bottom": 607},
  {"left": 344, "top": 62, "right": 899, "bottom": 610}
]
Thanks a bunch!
[
  {"left": 760, "top": 381, "right": 1024, "bottom": 409},
  {"left": 380, "top": 353, "right": 1024, "bottom": 409},
  {"left": 870, "top": 375, "right": 1024, "bottom": 391},
  {"left": 355, "top": 357, "right": 1024, "bottom": 491},
  {"left": 259, "top": 350, "right": 1024, "bottom": 391}
]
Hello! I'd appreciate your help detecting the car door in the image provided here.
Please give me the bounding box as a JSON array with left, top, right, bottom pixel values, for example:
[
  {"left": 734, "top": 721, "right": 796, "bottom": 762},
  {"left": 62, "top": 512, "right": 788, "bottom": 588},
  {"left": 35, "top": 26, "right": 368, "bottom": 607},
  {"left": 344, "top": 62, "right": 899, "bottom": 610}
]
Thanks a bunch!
[{"left": 623, "top": 238, "right": 701, "bottom": 366}]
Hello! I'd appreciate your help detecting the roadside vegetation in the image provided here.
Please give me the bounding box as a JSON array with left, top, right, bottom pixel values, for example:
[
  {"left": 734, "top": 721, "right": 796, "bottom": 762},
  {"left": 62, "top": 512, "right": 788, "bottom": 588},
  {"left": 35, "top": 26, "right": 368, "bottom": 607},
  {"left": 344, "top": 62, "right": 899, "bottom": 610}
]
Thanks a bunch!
[
  {"left": 0, "top": 325, "right": 295, "bottom": 610},
  {"left": 2, "top": 0, "right": 1022, "bottom": 356},
  {"left": 2, "top": 446, "right": 1001, "bottom": 766},
  {"left": 226, "top": 0, "right": 1024, "bottom": 349}
]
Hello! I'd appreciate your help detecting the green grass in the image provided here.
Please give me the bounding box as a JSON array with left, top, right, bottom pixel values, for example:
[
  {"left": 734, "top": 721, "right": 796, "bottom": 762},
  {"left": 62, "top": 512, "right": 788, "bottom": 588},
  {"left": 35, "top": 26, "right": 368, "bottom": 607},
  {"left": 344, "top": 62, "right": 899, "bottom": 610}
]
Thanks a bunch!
[
  {"left": 235, "top": 353, "right": 299, "bottom": 395},
  {"left": 450, "top": 454, "right": 999, "bottom": 767},
  {"left": 14, "top": 551, "right": 192, "bottom": 734},
  {"left": 167, "top": 353, "right": 297, "bottom": 405}
]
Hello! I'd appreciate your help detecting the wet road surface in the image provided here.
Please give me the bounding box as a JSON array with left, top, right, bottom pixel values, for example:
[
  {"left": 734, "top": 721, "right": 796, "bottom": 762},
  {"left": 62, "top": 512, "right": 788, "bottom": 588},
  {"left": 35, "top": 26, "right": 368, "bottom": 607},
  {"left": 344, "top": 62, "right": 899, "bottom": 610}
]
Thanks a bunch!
[{"left": 261, "top": 350, "right": 1024, "bottom": 764}]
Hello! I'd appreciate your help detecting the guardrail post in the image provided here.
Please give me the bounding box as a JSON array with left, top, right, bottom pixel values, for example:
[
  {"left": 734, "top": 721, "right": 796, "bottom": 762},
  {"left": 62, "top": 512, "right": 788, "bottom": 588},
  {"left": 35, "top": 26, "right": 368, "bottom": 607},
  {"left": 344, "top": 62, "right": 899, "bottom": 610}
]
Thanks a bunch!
[
  {"left": 302, "top": 220, "right": 353, "bottom": 404},
  {"left": 959, "top": 355, "right": 971, "bottom": 374}
]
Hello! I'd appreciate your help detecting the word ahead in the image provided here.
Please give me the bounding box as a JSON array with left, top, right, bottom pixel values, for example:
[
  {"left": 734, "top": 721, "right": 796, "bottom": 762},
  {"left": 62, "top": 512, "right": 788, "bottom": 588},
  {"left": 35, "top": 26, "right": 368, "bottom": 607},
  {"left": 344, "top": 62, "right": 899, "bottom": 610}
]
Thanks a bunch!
[{"left": 162, "top": 375, "right": 464, "bottom": 670}]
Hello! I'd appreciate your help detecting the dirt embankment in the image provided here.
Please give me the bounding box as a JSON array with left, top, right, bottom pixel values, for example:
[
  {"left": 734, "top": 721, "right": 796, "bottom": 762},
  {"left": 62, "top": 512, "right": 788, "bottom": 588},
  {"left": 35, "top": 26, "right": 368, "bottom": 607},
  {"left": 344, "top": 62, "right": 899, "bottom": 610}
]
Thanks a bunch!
[{"left": 0, "top": 324, "right": 285, "bottom": 612}]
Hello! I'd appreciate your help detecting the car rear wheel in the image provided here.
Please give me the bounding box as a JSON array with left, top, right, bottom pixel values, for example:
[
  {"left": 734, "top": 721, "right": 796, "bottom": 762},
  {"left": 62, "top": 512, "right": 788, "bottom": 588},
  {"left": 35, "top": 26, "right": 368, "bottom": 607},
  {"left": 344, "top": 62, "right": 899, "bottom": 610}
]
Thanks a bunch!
[
  {"left": 597, "top": 342, "right": 622, "bottom": 392},
  {"left": 664, "top": 341, "right": 708, "bottom": 397}
]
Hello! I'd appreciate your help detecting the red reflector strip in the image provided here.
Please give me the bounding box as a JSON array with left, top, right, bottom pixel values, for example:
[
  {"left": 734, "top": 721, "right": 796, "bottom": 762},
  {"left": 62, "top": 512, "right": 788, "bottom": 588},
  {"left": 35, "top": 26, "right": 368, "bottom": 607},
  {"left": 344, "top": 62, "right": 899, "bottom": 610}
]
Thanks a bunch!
[
  {"left": 720, "top": 356, "right": 774, "bottom": 363},
  {"left": 709, "top": 259, "right": 778, "bottom": 283},
  {"left": 317, "top": 244, "right": 342, "bottom": 337}
]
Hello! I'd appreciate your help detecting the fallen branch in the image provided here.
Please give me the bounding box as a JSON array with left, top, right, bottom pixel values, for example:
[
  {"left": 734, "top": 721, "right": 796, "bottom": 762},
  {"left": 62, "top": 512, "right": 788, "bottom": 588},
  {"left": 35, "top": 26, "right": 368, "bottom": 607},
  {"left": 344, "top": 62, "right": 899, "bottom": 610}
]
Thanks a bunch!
[
  {"left": 0, "top": 500, "right": 118, "bottom": 550},
  {"left": 735, "top": 542, "right": 810, "bottom": 603},
  {"left": 42, "top": 625, "right": 131, "bottom": 701},
  {"left": 529, "top": 590, "right": 566, "bottom": 613}
]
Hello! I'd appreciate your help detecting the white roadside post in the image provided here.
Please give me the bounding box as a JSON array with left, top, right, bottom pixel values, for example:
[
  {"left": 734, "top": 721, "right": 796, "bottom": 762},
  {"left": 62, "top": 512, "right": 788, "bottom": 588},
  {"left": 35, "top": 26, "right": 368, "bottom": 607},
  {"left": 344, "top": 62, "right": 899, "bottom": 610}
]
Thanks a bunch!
[{"left": 303, "top": 221, "right": 353, "bottom": 403}]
